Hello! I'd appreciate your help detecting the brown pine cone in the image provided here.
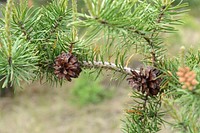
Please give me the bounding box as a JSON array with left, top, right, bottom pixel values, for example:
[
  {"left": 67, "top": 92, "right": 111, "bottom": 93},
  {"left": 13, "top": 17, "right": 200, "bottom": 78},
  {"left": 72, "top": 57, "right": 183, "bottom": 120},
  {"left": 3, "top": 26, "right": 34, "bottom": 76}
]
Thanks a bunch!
[
  {"left": 127, "top": 67, "right": 162, "bottom": 96},
  {"left": 54, "top": 52, "right": 82, "bottom": 81}
]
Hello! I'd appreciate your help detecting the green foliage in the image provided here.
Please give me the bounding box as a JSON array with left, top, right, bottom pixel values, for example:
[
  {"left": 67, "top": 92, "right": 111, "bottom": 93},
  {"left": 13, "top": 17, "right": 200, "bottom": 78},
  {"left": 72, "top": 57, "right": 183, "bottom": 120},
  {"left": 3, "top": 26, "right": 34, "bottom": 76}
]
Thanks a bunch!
[
  {"left": 158, "top": 49, "right": 200, "bottom": 133},
  {"left": 34, "top": 0, "right": 72, "bottom": 84},
  {"left": 0, "top": 37, "right": 38, "bottom": 87},
  {"left": 0, "top": 0, "right": 73, "bottom": 85},
  {"left": 69, "top": 71, "right": 113, "bottom": 106},
  {"left": 0, "top": 0, "right": 188, "bottom": 85},
  {"left": 76, "top": 0, "right": 188, "bottom": 69},
  {"left": 0, "top": 0, "right": 38, "bottom": 88},
  {"left": 122, "top": 92, "right": 165, "bottom": 133}
]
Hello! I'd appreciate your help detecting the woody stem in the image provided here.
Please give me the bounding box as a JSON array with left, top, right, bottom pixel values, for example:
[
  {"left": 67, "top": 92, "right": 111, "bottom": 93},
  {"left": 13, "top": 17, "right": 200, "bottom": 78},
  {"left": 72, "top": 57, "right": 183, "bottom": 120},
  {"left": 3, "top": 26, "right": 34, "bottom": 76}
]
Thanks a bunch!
[{"left": 82, "top": 61, "right": 139, "bottom": 76}]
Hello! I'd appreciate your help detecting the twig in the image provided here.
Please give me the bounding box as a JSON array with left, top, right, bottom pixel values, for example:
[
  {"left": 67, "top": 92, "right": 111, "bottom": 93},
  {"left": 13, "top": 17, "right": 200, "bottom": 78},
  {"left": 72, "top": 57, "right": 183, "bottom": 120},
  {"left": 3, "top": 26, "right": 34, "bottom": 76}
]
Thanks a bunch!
[
  {"left": 18, "top": 21, "right": 31, "bottom": 40},
  {"left": 95, "top": 17, "right": 151, "bottom": 44},
  {"left": 149, "top": 5, "right": 167, "bottom": 66},
  {"left": 45, "top": 16, "right": 63, "bottom": 42},
  {"left": 82, "top": 61, "right": 138, "bottom": 76}
]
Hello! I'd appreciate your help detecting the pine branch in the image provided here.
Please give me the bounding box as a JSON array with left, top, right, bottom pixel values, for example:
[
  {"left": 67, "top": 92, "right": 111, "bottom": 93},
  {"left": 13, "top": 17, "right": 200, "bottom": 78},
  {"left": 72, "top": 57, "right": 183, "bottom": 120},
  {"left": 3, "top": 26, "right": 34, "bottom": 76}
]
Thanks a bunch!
[
  {"left": 36, "top": 59, "right": 136, "bottom": 79},
  {"left": 45, "top": 16, "right": 63, "bottom": 42},
  {"left": 81, "top": 61, "right": 137, "bottom": 76},
  {"left": 123, "top": 92, "right": 164, "bottom": 133},
  {"left": 148, "top": 5, "right": 167, "bottom": 66},
  {"left": 94, "top": 17, "right": 151, "bottom": 44},
  {"left": 39, "top": 1, "right": 71, "bottom": 44}
]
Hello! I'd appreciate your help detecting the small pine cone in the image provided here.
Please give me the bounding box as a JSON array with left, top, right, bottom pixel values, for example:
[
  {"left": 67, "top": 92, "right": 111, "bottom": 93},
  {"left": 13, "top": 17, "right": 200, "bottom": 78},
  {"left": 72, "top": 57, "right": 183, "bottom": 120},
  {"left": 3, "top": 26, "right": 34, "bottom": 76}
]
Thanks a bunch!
[
  {"left": 54, "top": 52, "right": 82, "bottom": 81},
  {"left": 127, "top": 67, "right": 162, "bottom": 96},
  {"left": 176, "top": 67, "right": 198, "bottom": 90}
]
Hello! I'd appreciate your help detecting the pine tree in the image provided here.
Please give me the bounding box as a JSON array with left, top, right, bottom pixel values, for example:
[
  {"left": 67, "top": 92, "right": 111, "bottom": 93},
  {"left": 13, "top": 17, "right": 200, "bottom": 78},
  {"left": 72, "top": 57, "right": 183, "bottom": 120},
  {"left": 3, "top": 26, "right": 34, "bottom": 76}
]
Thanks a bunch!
[{"left": 0, "top": 0, "right": 199, "bottom": 132}]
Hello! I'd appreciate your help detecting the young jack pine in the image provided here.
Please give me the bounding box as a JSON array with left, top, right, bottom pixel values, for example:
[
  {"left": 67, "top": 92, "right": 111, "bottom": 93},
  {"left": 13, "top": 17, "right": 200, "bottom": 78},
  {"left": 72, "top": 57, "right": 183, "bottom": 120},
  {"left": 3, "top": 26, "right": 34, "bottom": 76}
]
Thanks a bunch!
[{"left": 0, "top": 0, "right": 199, "bottom": 133}]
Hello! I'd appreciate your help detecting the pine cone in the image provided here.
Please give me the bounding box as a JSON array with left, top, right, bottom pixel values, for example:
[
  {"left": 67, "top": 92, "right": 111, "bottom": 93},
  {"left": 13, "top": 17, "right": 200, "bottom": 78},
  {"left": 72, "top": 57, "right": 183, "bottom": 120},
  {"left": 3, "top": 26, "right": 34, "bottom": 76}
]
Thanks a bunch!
[
  {"left": 54, "top": 52, "right": 82, "bottom": 81},
  {"left": 127, "top": 67, "right": 161, "bottom": 96}
]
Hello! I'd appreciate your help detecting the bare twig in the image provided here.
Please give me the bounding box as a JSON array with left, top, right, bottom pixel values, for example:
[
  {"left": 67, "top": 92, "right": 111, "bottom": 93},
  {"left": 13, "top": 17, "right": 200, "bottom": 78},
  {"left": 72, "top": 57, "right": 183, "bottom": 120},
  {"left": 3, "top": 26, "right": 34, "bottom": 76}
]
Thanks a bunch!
[{"left": 82, "top": 61, "right": 138, "bottom": 76}]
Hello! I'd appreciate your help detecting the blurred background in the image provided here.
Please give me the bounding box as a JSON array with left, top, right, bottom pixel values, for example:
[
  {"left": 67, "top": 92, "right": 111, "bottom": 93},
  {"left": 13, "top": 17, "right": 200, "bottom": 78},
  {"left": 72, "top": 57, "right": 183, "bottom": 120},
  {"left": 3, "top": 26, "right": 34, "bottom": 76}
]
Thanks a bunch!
[{"left": 0, "top": 0, "right": 200, "bottom": 133}]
